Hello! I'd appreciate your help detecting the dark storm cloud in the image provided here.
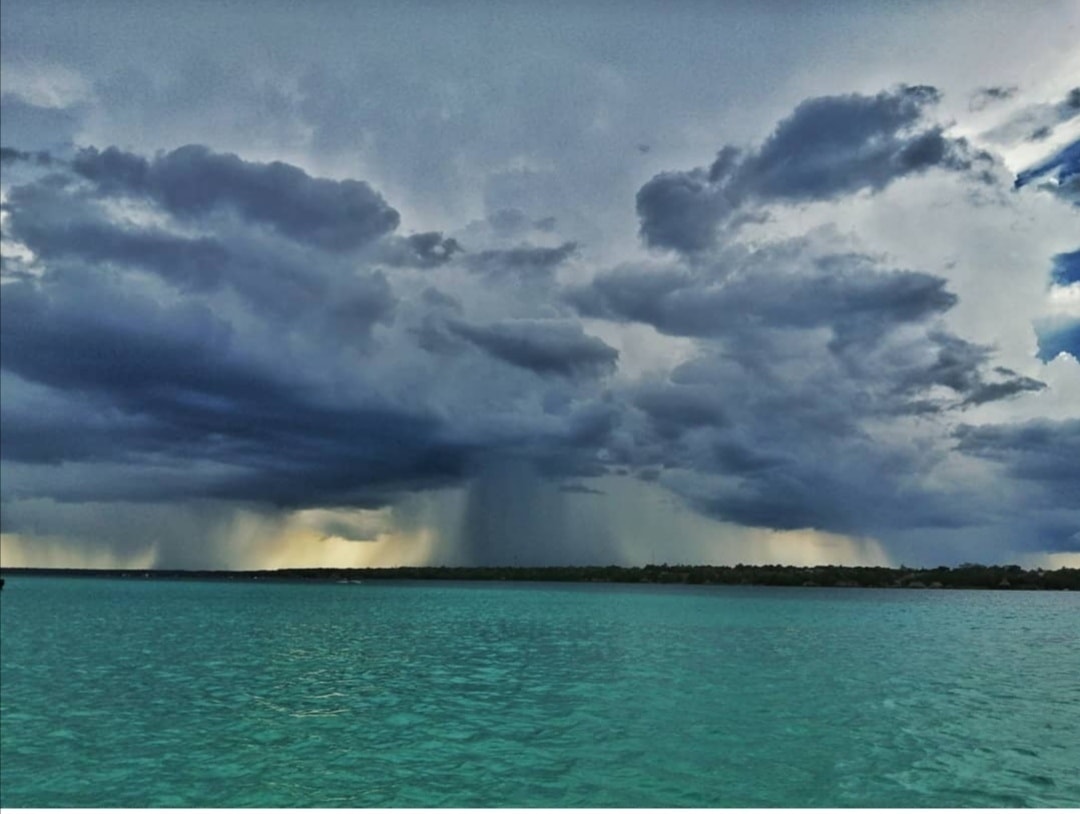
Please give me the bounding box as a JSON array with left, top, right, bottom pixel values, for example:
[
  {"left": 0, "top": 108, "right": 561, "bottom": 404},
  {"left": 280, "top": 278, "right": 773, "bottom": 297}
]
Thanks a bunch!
[
  {"left": 0, "top": 146, "right": 488, "bottom": 509},
  {"left": 604, "top": 344, "right": 983, "bottom": 534},
  {"left": 730, "top": 86, "right": 977, "bottom": 201},
  {"left": 3, "top": 174, "right": 397, "bottom": 332},
  {"left": 568, "top": 251, "right": 957, "bottom": 343},
  {"left": 565, "top": 208, "right": 1055, "bottom": 536},
  {"left": 889, "top": 333, "right": 1046, "bottom": 408},
  {"left": 568, "top": 241, "right": 1045, "bottom": 432},
  {"left": 635, "top": 167, "right": 734, "bottom": 253},
  {"left": 636, "top": 86, "right": 990, "bottom": 252},
  {"left": 684, "top": 459, "right": 966, "bottom": 533},
  {"left": 611, "top": 351, "right": 970, "bottom": 534},
  {"left": 1, "top": 139, "right": 627, "bottom": 526},
  {"left": 955, "top": 419, "right": 1080, "bottom": 495},
  {"left": 961, "top": 370, "right": 1047, "bottom": 406},
  {"left": 0, "top": 271, "right": 471, "bottom": 507},
  {"left": 0, "top": 373, "right": 165, "bottom": 466},
  {"left": 1, "top": 269, "right": 252, "bottom": 402},
  {"left": 71, "top": 145, "right": 400, "bottom": 251},
  {"left": 4, "top": 177, "right": 229, "bottom": 288},
  {"left": 564, "top": 265, "right": 692, "bottom": 324},
  {"left": 708, "top": 441, "right": 789, "bottom": 476},
  {"left": 1, "top": 72, "right": 1070, "bottom": 564},
  {"left": 633, "top": 382, "right": 728, "bottom": 439},
  {"left": 465, "top": 242, "right": 578, "bottom": 279},
  {"left": 447, "top": 318, "right": 618, "bottom": 378}
]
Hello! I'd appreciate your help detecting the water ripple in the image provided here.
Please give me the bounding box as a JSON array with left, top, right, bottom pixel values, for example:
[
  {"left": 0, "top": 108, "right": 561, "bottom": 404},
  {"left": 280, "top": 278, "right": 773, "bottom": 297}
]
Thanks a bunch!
[{"left": 2, "top": 579, "right": 1078, "bottom": 807}]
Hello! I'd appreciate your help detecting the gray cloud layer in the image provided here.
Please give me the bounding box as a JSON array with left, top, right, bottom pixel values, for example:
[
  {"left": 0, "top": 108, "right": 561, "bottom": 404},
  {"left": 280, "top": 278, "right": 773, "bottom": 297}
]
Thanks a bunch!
[
  {"left": 447, "top": 319, "right": 619, "bottom": 379},
  {"left": 71, "top": 145, "right": 401, "bottom": 251},
  {"left": 1, "top": 78, "right": 1075, "bottom": 564},
  {"left": 636, "top": 86, "right": 993, "bottom": 253}
]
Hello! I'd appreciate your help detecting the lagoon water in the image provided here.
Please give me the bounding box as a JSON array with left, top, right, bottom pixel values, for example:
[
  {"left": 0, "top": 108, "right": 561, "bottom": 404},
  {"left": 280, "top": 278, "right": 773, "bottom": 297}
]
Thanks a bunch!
[{"left": 1, "top": 577, "right": 1078, "bottom": 807}]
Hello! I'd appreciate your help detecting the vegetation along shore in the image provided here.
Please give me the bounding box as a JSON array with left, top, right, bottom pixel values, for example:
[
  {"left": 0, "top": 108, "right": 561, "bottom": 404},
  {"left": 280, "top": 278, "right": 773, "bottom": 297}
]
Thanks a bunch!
[{"left": 2, "top": 563, "right": 1077, "bottom": 590}]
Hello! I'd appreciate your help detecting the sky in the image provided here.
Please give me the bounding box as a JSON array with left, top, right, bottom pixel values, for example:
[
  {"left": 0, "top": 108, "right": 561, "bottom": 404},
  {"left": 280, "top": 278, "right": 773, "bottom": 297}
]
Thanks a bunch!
[{"left": 1, "top": 0, "right": 1078, "bottom": 570}]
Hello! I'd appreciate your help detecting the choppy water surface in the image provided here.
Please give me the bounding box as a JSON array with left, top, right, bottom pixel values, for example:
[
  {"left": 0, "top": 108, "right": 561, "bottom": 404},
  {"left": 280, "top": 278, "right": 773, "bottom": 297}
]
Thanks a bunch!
[{"left": 1, "top": 577, "right": 1078, "bottom": 807}]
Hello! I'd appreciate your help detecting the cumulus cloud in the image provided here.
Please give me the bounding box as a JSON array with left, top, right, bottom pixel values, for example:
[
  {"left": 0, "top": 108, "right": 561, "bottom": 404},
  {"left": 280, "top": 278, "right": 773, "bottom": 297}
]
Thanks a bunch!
[
  {"left": 0, "top": 140, "right": 626, "bottom": 550},
  {"left": 2, "top": 170, "right": 396, "bottom": 335},
  {"left": 635, "top": 166, "right": 735, "bottom": 254},
  {"left": 0, "top": 270, "right": 468, "bottom": 508},
  {"left": 729, "top": 86, "right": 976, "bottom": 201},
  {"left": 606, "top": 350, "right": 969, "bottom": 534},
  {"left": 1, "top": 75, "right": 1074, "bottom": 567},
  {"left": 595, "top": 329, "right": 1036, "bottom": 535},
  {"left": 568, "top": 249, "right": 961, "bottom": 349},
  {"left": 955, "top": 419, "right": 1080, "bottom": 511},
  {"left": 2, "top": 152, "right": 453, "bottom": 512},
  {"left": 636, "top": 86, "right": 993, "bottom": 253},
  {"left": 71, "top": 145, "right": 401, "bottom": 250}
]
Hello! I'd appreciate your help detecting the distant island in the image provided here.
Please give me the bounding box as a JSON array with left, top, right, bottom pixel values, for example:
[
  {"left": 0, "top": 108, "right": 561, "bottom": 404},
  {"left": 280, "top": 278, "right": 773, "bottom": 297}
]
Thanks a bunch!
[{"left": 2, "top": 563, "right": 1078, "bottom": 590}]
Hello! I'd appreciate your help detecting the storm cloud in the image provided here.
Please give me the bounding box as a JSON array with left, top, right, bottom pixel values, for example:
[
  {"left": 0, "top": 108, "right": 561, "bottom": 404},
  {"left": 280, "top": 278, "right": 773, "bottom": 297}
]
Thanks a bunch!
[
  {"left": 71, "top": 145, "right": 401, "bottom": 251},
  {"left": 568, "top": 250, "right": 961, "bottom": 347},
  {"left": 2, "top": 0, "right": 1077, "bottom": 572},
  {"left": 2, "top": 168, "right": 397, "bottom": 334},
  {"left": 0, "top": 270, "right": 469, "bottom": 508},
  {"left": 955, "top": 419, "right": 1080, "bottom": 504},
  {"left": 636, "top": 86, "right": 992, "bottom": 253}
]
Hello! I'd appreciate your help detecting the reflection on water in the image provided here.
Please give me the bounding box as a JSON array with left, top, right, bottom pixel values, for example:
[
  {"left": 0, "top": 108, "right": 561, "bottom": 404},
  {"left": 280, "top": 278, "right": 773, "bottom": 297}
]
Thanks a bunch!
[{"left": 1, "top": 578, "right": 1078, "bottom": 807}]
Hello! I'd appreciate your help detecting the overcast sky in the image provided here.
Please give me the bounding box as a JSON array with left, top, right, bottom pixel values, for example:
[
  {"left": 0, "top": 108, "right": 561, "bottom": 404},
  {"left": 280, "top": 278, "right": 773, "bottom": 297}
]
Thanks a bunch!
[{"left": 1, "top": 0, "right": 1077, "bottom": 570}]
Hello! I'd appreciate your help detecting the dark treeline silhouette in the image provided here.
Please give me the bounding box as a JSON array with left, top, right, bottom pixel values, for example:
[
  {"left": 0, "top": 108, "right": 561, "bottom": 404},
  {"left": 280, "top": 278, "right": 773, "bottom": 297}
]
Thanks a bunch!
[{"left": 2, "top": 563, "right": 1078, "bottom": 590}]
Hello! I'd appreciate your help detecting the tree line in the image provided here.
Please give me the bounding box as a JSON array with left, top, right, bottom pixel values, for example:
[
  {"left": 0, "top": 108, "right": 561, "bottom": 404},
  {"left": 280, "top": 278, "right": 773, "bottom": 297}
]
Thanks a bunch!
[{"left": 3, "top": 562, "right": 1078, "bottom": 590}]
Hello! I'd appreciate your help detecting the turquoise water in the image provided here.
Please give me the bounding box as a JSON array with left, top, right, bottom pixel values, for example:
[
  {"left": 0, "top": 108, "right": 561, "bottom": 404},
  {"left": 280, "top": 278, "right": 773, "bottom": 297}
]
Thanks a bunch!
[{"left": 1, "top": 577, "right": 1078, "bottom": 807}]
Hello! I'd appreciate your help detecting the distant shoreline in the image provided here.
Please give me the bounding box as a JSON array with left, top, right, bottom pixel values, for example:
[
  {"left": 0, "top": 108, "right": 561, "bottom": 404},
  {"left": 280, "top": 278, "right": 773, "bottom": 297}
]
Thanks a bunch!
[{"left": 2, "top": 564, "right": 1077, "bottom": 590}]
